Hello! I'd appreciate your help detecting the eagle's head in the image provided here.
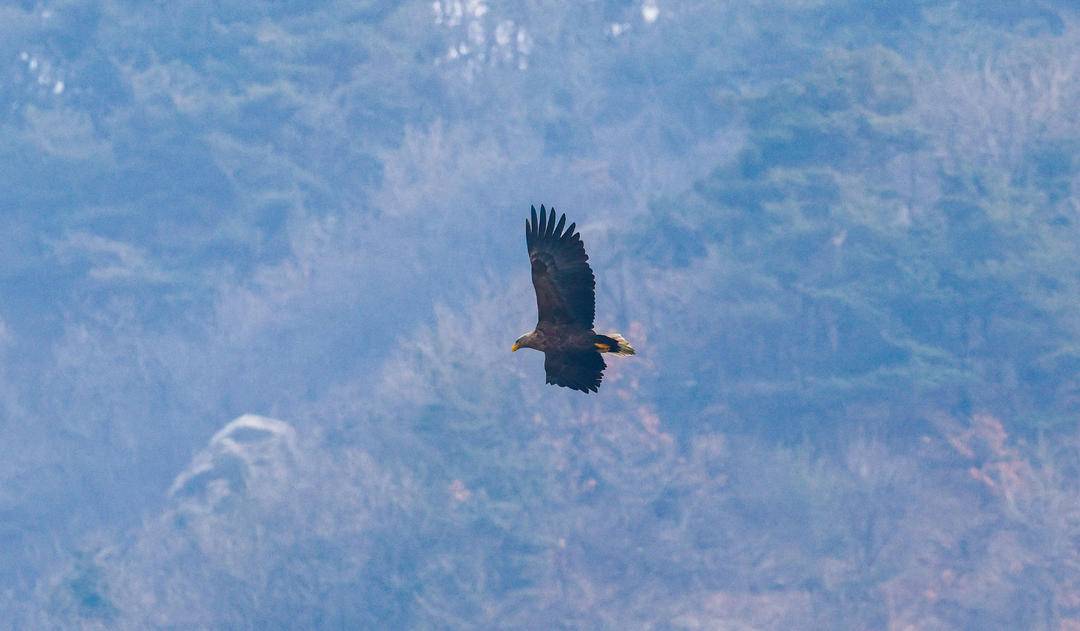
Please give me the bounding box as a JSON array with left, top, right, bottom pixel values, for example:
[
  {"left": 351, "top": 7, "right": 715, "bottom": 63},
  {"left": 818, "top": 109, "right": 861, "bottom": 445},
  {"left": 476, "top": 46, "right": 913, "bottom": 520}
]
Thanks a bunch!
[{"left": 511, "top": 331, "right": 537, "bottom": 352}]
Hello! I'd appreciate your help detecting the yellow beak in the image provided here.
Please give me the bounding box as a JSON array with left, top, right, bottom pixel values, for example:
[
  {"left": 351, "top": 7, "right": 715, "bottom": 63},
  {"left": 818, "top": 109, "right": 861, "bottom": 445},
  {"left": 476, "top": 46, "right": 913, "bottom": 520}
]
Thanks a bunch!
[{"left": 511, "top": 343, "right": 521, "bottom": 352}]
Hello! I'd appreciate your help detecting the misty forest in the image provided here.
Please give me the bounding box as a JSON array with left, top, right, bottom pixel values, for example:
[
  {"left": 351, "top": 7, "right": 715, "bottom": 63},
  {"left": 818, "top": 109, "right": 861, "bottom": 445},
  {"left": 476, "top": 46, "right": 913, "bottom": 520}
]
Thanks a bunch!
[{"left": 4, "top": 1, "right": 1080, "bottom": 629}]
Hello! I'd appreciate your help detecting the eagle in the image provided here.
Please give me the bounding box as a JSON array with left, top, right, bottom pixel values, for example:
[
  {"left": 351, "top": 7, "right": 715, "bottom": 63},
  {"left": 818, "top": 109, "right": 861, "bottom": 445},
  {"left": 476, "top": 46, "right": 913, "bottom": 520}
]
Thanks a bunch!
[{"left": 512, "top": 205, "right": 635, "bottom": 392}]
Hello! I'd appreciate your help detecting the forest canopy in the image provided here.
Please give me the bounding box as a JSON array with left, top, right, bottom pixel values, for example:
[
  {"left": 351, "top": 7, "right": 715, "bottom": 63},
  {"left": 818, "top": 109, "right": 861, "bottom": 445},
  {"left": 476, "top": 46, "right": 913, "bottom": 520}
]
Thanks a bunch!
[{"left": 2, "top": 1, "right": 1080, "bottom": 628}]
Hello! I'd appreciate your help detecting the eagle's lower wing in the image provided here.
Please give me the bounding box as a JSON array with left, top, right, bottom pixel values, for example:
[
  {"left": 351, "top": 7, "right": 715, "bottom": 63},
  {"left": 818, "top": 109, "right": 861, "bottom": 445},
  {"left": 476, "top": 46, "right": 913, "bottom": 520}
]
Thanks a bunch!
[
  {"left": 526, "top": 205, "right": 595, "bottom": 328},
  {"left": 544, "top": 350, "right": 606, "bottom": 393}
]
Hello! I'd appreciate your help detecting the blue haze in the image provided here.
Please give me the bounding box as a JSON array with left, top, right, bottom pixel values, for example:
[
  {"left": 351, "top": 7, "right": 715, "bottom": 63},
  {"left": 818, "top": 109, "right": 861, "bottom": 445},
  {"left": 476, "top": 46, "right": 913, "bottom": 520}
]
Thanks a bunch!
[{"left": 3, "top": 1, "right": 1080, "bottom": 628}]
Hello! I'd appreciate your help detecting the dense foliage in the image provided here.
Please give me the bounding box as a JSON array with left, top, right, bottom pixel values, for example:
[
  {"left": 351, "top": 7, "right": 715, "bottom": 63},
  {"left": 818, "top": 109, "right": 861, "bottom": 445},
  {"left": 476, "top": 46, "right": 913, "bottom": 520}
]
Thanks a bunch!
[{"left": 3, "top": 1, "right": 1080, "bottom": 628}]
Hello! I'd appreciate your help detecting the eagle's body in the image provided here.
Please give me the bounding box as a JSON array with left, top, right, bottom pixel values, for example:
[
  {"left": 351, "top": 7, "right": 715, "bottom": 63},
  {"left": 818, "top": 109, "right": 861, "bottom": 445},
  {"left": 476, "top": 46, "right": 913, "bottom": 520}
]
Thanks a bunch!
[{"left": 512, "top": 205, "right": 634, "bottom": 393}]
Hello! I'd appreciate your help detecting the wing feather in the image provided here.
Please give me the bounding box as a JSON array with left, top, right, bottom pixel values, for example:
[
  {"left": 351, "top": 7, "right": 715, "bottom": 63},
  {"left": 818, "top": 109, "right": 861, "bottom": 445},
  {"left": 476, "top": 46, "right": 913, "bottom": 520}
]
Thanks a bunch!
[
  {"left": 553, "top": 212, "right": 566, "bottom": 238},
  {"left": 525, "top": 206, "right": 596, "bottom": 327},
  {"left": 544, "top": 351, "right": 605, "bottom": 393}
]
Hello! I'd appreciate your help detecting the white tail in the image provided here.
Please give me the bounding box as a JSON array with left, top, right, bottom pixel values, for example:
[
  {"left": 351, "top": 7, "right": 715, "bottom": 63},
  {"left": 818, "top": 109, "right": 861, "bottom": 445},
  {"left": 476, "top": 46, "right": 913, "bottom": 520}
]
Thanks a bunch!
[{"left": 606, "top": 333, "right": 636, "bottom": 356}]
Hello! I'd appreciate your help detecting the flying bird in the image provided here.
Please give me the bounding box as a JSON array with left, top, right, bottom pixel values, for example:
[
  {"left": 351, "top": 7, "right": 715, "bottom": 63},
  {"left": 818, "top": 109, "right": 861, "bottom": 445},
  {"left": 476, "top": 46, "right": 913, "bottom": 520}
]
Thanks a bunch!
[{"left": 512, "top": 205, "right": 635, "bottom": 393}]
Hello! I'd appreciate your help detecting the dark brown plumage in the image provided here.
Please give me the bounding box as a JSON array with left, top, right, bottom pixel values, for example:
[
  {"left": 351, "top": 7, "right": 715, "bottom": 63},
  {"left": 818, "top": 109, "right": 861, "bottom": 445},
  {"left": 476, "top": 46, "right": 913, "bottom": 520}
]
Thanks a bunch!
[{"left": 512, "top": 205, "right": 635, "bottom": 393}]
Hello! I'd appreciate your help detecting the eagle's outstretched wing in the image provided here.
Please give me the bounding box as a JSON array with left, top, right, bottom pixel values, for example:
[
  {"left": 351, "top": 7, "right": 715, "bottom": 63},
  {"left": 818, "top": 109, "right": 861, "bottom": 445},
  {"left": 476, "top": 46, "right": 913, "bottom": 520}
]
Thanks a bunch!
[
  {"left": 544, "top": 350, "right": 606, "bottom": 393},
  {"left": 526, "top": 205, "right": 595, "bottom": 328}
]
